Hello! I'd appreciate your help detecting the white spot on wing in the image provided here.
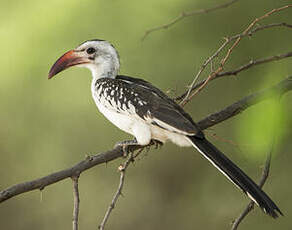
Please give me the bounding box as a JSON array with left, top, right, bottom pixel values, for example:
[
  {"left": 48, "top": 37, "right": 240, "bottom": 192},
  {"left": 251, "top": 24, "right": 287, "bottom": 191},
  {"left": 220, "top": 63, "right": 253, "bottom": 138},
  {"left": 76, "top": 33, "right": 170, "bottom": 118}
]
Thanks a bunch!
[{"left": 122, "top": 103, "right": 127, "bottom": 110}]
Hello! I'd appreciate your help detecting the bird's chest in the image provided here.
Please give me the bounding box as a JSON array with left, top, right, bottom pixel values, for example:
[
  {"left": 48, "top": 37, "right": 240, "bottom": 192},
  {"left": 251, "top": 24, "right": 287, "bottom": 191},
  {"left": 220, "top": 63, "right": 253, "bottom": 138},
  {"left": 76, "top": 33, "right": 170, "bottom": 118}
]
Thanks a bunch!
[
  {"left": 96, "top": 102, "right": 136, "bottom": 134},
  {"left": 91, "top": 81, "right": 139, "bottom": 134}
]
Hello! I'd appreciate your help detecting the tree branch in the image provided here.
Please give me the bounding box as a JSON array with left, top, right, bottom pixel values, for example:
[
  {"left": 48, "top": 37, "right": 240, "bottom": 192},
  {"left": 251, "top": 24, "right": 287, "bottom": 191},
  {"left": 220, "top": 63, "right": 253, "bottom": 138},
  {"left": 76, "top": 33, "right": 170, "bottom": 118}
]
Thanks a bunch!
[
  {"left": 0, "top": 148, "right": 124, "bottom": 203},
  {"left": 231, "top": 148, "right": 272, "bottom": 230},
  {"left": 197, "top": 76, "right": 292, "bottom": 130},
  {"left": 98, "top": 151, "right": 140, "bottom": 230},
  {"left": 247, "top": 22, "right": 292, "bottom": 35},
  {"left": 142, "top": 0, "right": 240, "bottom": 41},
  {"left": 0, "top": 76, "right": 291, "bottom": 204},
  {"left": 176, "top": 51, "right": 292, "bottom": 101},
  {"left": 72, "top": 175, "right": 80, "bottom": 230},
  {"left": 180, "top": 5, "right": 292, "bottom": 106}
]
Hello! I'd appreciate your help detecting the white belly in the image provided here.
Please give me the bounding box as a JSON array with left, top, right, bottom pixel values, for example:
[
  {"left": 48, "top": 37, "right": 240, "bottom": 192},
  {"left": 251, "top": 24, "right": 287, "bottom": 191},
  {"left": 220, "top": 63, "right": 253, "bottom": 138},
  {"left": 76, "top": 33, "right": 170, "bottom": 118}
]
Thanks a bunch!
[
  {"left": 95, "top": 101, "right": 191, "bottom": 147},
  {"left": 96, "top": 102, "right": 136, "bottom": 135},
  {"left": 95, "top": 101, "right": 153, "bottom": 145}
]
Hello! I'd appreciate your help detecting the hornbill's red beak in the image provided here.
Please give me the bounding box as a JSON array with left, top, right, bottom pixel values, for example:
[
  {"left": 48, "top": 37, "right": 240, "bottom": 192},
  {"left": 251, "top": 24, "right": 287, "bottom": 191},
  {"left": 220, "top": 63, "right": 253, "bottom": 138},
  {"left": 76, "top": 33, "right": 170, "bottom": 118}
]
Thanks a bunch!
[{"left": 48, "top": 50, "right": 90, "bottom": 79}]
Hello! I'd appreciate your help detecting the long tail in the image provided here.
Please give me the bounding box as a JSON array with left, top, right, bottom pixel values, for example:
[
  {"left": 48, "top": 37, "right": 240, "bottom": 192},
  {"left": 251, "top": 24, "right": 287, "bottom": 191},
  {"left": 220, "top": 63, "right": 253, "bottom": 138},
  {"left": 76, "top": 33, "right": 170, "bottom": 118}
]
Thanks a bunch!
[{"left": 187, "top": 135, "right": 282, "bottom": 218}]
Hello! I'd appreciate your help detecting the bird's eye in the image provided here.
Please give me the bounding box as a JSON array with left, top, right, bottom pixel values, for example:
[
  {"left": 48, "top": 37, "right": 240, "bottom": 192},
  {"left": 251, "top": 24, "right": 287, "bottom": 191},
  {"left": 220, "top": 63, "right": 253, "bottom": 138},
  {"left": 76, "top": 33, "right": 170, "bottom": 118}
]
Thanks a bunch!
[{"left": 86, "top": 47, "right": 96, "bottom": 54}]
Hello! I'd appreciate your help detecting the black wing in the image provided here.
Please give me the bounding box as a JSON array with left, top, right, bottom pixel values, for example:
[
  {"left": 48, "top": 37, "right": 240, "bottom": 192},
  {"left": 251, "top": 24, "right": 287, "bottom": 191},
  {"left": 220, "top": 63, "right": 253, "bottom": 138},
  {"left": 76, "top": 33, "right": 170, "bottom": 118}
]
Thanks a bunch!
[{"left": 116, "top": 75, "right": 203, "bottom": 137}]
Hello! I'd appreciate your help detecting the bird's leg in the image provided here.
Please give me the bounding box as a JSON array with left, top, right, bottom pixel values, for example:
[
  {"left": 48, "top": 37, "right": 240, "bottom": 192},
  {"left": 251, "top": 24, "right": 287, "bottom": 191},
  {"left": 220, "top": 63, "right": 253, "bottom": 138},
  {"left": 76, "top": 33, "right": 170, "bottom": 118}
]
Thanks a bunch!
[{"left": 115, "top": 139, "right": 163, "bottom": 156}]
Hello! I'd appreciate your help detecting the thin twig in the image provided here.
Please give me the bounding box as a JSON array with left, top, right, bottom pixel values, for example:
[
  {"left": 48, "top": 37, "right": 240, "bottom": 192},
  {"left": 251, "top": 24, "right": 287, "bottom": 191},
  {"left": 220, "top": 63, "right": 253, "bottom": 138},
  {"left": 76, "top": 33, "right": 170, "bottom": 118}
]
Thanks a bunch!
[
  {"left": 231, "top": 151, "right": 272, "bottom": 230},
  {"left": 218, "top": 51, "right": 292, "bottom": 77},
  {"left": 231, "top": 97, "right": 279, "bottom": 229},
  {"left": 176, "top": 51, "right": 292, "bottom": 101},
  {"left": 248, "top": 22, "right": 292, "bottom": 35},
  {"left": 180, "top": 5, "right": 292, "bottom": 106},
  {"left": 1, "top": 76, "right": 292, "bottom": 204},
  {"left": 72, "top": 175, "right": 80, "bottom": 230},
  {"left": 207, "top": 131, "right": 240, "bottom": 147},
  {"left": 179, "top": 38, "right": 229, "bottom": 105},
  {"left": 142, "top": 0, "right": 240, "bottom": 41},
  {"left": 99, "top": 151, "right": 138, "bottom": 230}
]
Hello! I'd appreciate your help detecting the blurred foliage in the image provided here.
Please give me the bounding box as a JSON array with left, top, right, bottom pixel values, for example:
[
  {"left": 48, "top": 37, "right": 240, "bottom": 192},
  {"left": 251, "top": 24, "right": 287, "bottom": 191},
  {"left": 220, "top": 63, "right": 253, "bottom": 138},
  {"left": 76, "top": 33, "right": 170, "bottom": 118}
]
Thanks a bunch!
[
  {"left": 236, "top": 72, "right": 288, "bottom": 161},
  {"left": 0, "top": 0, "right": 292, "bottom": 230}
]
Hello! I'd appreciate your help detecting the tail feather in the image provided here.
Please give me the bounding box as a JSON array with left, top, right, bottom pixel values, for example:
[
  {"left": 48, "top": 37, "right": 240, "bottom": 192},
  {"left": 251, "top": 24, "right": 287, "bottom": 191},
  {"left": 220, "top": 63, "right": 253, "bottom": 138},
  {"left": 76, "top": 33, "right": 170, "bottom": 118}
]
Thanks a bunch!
[{"left": 188, "top": 135, "right": 282, "bottom": 218}]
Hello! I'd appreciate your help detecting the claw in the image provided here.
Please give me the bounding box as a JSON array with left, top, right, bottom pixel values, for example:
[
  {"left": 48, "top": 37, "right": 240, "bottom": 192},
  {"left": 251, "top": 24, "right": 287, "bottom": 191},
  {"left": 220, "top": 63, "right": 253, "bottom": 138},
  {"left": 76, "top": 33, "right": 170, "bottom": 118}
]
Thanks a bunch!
[{"left": 150, "top": 139, "right": 163, "bottom": 149}]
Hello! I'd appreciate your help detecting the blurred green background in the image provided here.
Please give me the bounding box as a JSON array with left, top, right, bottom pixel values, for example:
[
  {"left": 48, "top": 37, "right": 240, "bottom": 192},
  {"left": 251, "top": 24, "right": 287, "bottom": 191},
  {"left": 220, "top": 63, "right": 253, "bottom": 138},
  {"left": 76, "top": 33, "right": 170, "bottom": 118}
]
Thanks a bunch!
[{"left": 0, "top": 0, "right": 291, "bottom": 229}]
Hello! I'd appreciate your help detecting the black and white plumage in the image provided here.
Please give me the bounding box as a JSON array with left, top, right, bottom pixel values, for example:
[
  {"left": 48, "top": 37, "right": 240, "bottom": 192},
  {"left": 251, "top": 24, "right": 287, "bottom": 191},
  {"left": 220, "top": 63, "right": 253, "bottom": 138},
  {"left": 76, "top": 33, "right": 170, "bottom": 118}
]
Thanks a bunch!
[
  {"left": 92, "top": 75, "right": 202, "bottom": 147},
  {"left": 48, "top": 39, "right": 282, "bottom": 218}
]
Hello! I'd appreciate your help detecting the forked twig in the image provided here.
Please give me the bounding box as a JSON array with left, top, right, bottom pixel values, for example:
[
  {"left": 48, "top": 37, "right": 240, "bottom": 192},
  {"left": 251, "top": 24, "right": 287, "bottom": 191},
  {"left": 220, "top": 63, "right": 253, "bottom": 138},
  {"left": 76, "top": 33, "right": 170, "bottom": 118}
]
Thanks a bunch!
[
  {"left": 179, "top": 5, "right": 292, "bottom": 106},
  {"left": 99, "top": 149, "right": 142, "bottom": 230},
  {"left": 176, "top": 50, "right": 292, "bottom": 101}
]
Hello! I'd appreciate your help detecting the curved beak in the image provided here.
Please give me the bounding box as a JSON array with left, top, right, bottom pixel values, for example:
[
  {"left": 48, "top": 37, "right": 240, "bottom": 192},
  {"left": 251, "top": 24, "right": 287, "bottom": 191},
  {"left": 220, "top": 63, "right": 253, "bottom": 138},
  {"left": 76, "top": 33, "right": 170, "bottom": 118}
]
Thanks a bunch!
[{"left": 48, "top": 50, "right": 90, "bottom": 79}]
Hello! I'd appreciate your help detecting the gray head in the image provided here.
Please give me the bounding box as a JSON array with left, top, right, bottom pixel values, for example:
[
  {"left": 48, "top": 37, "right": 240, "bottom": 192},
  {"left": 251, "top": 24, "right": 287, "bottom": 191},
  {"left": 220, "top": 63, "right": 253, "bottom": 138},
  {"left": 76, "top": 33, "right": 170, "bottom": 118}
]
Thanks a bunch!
[{"left": 48, "top": 39, "right": 120, "bottom": 79}]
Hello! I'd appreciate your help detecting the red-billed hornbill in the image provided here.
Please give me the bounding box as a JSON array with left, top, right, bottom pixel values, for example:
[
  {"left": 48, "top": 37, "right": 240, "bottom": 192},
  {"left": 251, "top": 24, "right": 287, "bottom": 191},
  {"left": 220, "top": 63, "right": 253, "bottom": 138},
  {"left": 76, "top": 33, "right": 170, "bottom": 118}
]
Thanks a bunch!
[{"left": 48, "top": 39, "right": 282, "bottom": 218}]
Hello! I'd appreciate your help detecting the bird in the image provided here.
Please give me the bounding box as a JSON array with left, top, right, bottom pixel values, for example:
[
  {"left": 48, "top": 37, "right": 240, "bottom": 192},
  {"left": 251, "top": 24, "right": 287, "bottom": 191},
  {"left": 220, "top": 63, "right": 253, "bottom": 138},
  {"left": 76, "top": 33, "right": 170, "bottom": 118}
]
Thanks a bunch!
[{"left": 48, "top": 39, "right": 282, "bottom": 218}]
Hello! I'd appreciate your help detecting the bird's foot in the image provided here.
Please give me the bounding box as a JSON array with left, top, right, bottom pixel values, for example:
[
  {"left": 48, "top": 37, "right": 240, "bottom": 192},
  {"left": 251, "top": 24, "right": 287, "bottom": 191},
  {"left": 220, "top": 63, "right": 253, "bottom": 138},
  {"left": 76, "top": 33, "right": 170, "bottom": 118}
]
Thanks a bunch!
[
  {"left": 142, "top": 139, "right": 163, "bottom": 152},
  {"left": 114, "top": 139, "right": 163, "bottom": 157},
  {"left": 150, "top": 139, "right": 163, "bottom": 149},
  {"left": 114, "top": 139, "right": 141, "bottom": 156}
]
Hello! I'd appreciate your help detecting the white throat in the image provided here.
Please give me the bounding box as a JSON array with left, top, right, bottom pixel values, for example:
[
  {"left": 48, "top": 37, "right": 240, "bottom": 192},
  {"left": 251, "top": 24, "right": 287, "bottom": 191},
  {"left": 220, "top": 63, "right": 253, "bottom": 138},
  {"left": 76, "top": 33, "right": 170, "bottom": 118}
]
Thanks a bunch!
[{"left": 84, "top": 58, "right": 119, "bottom": 80}]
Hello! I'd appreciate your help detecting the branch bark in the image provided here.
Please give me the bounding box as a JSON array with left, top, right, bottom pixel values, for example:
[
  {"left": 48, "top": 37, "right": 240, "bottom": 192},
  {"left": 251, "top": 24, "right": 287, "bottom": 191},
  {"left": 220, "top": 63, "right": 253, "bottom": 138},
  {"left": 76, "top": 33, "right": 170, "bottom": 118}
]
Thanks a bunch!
[
  {"left": 72, "top": 175, "right": 80, "bottom": 230},
  {"left": 99, "top": 152, "right": 138, "bottom": 230},
  {"left": 1, "top": 76, "right": 292, "bottom": 204}
]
